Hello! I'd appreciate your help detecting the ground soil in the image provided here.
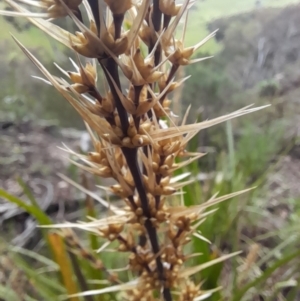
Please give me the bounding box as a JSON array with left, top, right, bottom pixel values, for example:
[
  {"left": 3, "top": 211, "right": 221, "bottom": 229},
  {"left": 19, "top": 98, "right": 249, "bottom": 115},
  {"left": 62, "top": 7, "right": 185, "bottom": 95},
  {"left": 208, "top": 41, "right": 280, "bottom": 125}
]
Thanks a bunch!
[{"left": 0, "top": 120, "right": 91, "bottom": 244}]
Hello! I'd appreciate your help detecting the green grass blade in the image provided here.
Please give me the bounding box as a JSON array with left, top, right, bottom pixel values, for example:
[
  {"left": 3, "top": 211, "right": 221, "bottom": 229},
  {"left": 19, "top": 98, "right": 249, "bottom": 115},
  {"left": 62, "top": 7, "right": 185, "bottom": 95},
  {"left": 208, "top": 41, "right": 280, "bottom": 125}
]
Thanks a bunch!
[
  {"left": 17, "top": 177, "right": 39, "bottom": 207},
  {"left": 24, "top": 295, "right": 39, "bottom": 301},
  {"left": 82, "top": 174, "right": 99, "bottom": 251},
  {"left": 10, "top": 245, "right": 58, "bottom": 269},
  {"left": 0, "top": 188, "right": 54, "bottom": 255},
  {"left": 81, "top": 174, "right": 103, "bottom": 295},
  {"left": 286, "top": 283, "right": 300, "bottom": 301},
  {"left": 0, "top": 189, "right": 52, "bottom": 225},
  {"left": 24, "top": 296, "right": 39, "bottom": 301},
  {"left": 232, "top": 249, "right": 300, "bottom": 301},
  {"left": 226, "top": 120, "right": 235, "bottom": 177},
  {"left": 11, "top": 253, "right": 65, "bottom": 299},
  {"left": 0, "top": 285, "right": 19, "bottom": 301}
]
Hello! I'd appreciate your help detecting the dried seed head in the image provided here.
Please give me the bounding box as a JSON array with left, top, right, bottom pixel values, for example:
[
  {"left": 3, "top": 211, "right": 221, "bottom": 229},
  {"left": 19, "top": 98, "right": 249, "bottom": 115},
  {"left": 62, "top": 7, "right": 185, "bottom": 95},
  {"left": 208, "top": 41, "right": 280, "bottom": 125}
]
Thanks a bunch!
[
  {"left": 175, "top": 216, "right": 191, "bottom": 231},
  {"left": 132, "top": 134, "right": 150, "bottom": 147},
  {"left": 160, "top": 176, "right": 170, "bottom": 186},
  {"left": 118, "top": 243, "right": 127, "bottom": 252},
  {"left": 112, "top": 125, "right": 124, "bottom": 138},
  {"left": 162, "top": 186, "right": 176, "bottom": 196},
  {"left": 102, "top": 96, "right": 115, "bottom": 114},
  {"left": 104, "top": 0, "right": 132, "bottom": 15},
  {"left": 164, "top": 154, "right": 175, "bottom": 167},
  {"left": 159, "top": 0, "right": 181, "bottom": 16},
  {"left": 88, "top": 152, "right": 102, "bottom": 163},
  {"left": 70, "top": 21, "right": 105, "bottom": 58},
  {"left": 135, "top": 207, "right": 143, "bottom": 216},
  {"left": 138, "top": 21, "right": 153, "bottom": 47},
  {"left": 139, "top": 121, "right": 152, "bottom": 133},
  {"left": 152, "top": 162, "right": 159, "bottom": 172},
  {"left": 156, "top": 210, "right": 168, "bottom": 222},
  {"left": 127, "top": 123, "right": 138, "bottom": 137},
  {"left": 159, "top": 164, "right": 170, "bottom": 176},
  {"left": 44, "top": 0, "right": 82, "bottom": 18},
  {"left": 122, "top": 137, "right": 132, "bottom": 148},
  {"left": 164, "top": 40, "right": 194, "bottom": 65},
  {"left": 178, "top": 280, "right": 201, "bottom": 301},
  {"left": 110, "top": 184, "right": 132, "bottom": 197}
]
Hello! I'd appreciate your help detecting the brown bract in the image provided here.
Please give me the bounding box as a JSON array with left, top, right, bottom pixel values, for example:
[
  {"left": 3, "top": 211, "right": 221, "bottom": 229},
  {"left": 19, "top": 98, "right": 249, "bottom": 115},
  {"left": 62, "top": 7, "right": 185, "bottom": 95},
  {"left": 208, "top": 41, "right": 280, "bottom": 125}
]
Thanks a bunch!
[
  {"left": 44, "top": 0, "right": 82, "bottom": 18},
  {"left": 104, "top": 0, "right": 133, "bottom": 15}
]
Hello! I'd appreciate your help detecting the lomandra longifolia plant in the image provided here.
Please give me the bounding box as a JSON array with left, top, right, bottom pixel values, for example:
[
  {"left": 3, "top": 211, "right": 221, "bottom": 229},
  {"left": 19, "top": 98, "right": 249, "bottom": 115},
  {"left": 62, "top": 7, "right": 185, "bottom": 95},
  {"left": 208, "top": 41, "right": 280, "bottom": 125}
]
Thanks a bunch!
[{"left": 1, "top": 1, "right": 268, "bottom": 300}]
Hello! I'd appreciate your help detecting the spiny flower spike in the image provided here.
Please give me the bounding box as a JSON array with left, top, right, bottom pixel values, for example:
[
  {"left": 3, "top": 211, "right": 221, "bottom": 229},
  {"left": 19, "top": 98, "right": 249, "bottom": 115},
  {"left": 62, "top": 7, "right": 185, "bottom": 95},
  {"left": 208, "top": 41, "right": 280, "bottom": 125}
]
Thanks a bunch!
[{"left": 1, "top": 1, "right": 269, "bottom": 300}]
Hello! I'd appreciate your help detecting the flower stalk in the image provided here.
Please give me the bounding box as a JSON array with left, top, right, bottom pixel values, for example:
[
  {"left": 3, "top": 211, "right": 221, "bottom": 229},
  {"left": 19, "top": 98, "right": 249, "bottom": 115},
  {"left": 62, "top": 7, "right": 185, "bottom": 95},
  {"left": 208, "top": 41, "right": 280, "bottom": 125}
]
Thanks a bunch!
[{"left": 0, "top": 1, "right": 268, "bottom": 300}]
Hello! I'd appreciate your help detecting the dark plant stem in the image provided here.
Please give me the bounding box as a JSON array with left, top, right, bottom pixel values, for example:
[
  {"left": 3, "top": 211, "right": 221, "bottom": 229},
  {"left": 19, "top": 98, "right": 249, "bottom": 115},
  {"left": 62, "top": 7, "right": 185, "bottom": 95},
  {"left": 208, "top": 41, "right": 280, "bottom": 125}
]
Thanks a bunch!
[
  {"left": 74, "top": 8, "right": 84, "bottom": 24},
  {"left": 100, "top": 59, "right": 171, "bottom": 301},
  {"left": 87, "top": 0, "right": 101, "bottom": 34},
  {"left": 133, "top": 85, "right": 143, "bottom": 106},
  {"left": 150, "top": 3, "right": 173, "bottom": 300},
  {"left": 152, "top": 0, "right": 162, "bottom": 32},
  {"left": 163, "top": 287, "right": 173, "bottom": 301},
  {"left": 68, "top": 251, "right": 95, "bottom": 301},
  {"left": 142, "top": 145, "right": 149, "bottom": 176},
  {"left": 133, "top": 85, "right": 143, "bottom": 130},
  {"left": 113, "top": 14, "right": 124, "bottom": 39},
  {"left": 122, "top": 149, "right": 163, "bottom": 271},
  {"left": 122, "top": 136, "right": 170, "bottom": 301},
  {"left": 163, "top": 14, "right": 172, "bottom": 29},
  {"left": 128, "top": 195, "right": 137, "bottom": 210},
  {"left": 167, "top": 64, "right": 180, "bottom": 84},
  {"left": 101, "top": 58, "right": 129, "bottom": 133},
  {"left": 151, "top": 0, "right": 163, "bottom": 66},
  {"left": 138, "top": 234, "right": 147, "bottom": 247},
  {"left": 117, "top": 234, "right": 151, "bottom": 273},
  {"left": 159, "top": 64, "right": 180, "bottom": 104},
  {"left": 122, "top": 148, "right": 150, "bottom": 215},
  {"left": 96, "top": 1, "right": 172, "bottom": 297},
  {"left": 89, "top": 87, "right": 103, "bottom": 104},
  {"left": 155, "top": 155, "right": 164, "bottom": 209}
]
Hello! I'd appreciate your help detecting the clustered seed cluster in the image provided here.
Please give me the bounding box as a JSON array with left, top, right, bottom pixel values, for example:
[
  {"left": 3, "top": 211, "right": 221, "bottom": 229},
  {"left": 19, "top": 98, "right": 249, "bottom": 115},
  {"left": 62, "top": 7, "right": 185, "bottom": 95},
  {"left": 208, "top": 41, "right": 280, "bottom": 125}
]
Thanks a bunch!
[{"left": 1, "top": 0, "right": 263, "bottom": 300}]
